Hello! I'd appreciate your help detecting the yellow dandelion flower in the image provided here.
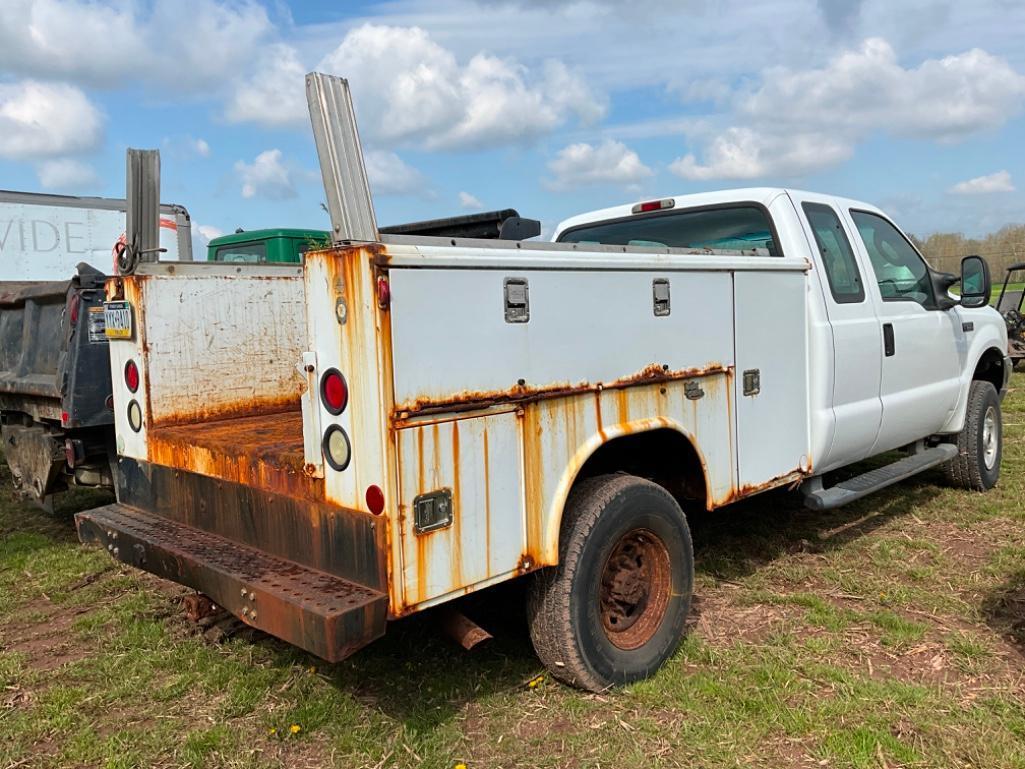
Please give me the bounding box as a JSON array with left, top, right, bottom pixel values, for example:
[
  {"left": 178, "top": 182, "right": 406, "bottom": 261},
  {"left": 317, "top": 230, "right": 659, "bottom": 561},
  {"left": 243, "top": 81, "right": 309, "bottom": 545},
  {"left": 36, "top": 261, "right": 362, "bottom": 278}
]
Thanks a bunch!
[
  {"left": 454, "top": 763, "right": 468, "bottom": 769},
  {"left": 269, "top": 728, "right": 277, "bottom": 735},
  {"left": 527, "top": 674, "right": 545, "bottom": 689},
  {"left": 290, "top": 724, "right": 302, "bottom": 734}
]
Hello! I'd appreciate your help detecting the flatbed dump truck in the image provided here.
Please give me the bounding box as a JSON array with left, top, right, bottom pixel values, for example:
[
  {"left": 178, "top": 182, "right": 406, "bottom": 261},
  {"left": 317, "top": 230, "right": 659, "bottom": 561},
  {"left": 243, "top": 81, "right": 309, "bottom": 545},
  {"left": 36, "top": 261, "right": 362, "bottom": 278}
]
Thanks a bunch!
[{"left": 77, "top": 73, "right": 1009, "bottom": 691}]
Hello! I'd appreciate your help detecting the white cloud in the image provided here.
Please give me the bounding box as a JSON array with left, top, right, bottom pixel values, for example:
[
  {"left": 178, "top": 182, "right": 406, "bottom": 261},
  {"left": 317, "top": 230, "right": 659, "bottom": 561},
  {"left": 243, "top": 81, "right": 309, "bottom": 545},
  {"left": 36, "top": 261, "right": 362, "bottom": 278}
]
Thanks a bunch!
[
  {"left": 0, "top": 80, "right": 103, "bottom": 159},
  {"left": 364, "top": 150, "right": 431, "bottom": 196},
  {"left": 949, "top": 170, "right": 1015, "bottom": 194},
  {"left": 223, "top": 43, "right": 307, "bottom": 127},
  {"left": 235, "top": 149, "right": 297, "bottom": 200},
  {"left": 193, "top": 138, "right": 211, "bottom": 157},
  {"left": 672, "top": 37, "right": 1025, "bottom": 180},
  {"left": 35, "top": 158, "right": 101, "bottom": 190},
  {"left": 670, "top": 127, "right": 852, "bottom": 180},
  {"left": 459, "top": 191, "right": 484, "bottom": 210},
  {"left": 229, "top": 24, "right": 606, "bottom": 149},
  {"left": 197, "top": 225, "right": 224, "bottom": 242},
  {"left": 547, "top": 139, "right": 653, "bottom": 190},
  {"left": 0, "top": 0, "right": 272, "bottom": 91}
]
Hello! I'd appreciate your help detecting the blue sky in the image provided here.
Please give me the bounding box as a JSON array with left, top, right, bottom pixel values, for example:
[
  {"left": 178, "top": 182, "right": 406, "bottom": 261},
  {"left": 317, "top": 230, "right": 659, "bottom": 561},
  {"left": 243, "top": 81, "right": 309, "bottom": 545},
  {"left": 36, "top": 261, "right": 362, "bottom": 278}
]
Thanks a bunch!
[{"left": 2, "top": 0, "right": 1025, "bottom": 253}]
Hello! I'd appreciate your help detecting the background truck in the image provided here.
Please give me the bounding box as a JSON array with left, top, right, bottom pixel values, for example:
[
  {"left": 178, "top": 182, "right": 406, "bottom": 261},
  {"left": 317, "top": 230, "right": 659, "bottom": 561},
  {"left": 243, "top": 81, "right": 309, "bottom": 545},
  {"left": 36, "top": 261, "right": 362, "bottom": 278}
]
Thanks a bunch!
[
  {"left": 77, "top": 73, "right": 1009, "bottom": 692},
  {"left": 0, "top": 191, "right": 191, "bottom": 501},
  {"left": 0, "top": 190, "right": 191, "bottom": 281}
]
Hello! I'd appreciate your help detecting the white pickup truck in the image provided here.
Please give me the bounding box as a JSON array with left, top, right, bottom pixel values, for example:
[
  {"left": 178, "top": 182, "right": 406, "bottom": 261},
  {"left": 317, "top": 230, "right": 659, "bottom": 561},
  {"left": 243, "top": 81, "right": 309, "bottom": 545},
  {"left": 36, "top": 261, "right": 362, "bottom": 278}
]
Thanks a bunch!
[{"left": 77, "top": 74, "right": 1009, "bottom": 692}]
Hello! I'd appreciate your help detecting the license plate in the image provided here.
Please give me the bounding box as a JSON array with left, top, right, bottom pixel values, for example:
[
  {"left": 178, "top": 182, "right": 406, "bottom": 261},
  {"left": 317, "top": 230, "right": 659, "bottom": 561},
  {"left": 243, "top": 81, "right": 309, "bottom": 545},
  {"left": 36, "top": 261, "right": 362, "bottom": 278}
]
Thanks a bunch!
[{"left": 104, "top": 301, "right": 133, "bottom": 339}]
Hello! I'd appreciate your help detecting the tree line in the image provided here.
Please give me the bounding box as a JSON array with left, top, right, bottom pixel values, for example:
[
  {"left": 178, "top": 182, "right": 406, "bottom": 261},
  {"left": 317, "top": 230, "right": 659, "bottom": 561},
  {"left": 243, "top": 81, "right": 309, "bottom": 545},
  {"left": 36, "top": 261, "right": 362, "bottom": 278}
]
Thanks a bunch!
[{"left": 913, "top": 225, "right": 1025, "bottom": 278}]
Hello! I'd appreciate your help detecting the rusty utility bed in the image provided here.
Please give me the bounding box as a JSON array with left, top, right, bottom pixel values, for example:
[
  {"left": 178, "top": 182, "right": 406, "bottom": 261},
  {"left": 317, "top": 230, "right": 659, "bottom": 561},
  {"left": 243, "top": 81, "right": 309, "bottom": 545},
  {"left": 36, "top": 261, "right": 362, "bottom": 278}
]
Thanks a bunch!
[{"left": 77, "top": 503, "right": 387, "bottom": 661}]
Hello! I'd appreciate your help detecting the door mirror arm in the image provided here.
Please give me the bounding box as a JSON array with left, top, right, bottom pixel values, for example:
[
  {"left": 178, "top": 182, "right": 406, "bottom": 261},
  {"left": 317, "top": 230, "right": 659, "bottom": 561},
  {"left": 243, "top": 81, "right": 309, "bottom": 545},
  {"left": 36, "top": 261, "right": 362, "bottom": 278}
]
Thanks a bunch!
[{"left": 929, "top": 270, "right": 958, "bottom": 310}]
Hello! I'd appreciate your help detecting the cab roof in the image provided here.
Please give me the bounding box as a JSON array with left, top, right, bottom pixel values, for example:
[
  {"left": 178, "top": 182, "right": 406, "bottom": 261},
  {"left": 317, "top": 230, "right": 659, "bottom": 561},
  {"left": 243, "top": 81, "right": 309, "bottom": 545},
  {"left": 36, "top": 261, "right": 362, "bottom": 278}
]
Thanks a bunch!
[
  {"left": 551, "top": 188, "right": 882, "bottom": 241},
  {"left": 208, "top": 228, "right": 329, "bottom": 247}
]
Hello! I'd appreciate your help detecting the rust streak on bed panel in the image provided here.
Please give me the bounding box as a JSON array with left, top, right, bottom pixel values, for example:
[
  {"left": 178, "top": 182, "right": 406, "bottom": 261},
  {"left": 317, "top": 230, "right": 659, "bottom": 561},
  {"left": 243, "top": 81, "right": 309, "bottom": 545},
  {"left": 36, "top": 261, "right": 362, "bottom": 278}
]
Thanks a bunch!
[
  {"left": 520, "top": 403, "right": 545, "bottom": 574},
  {"left": 713, "top": 467, "right": 808, "bottom": 508},
  {"left": 393, "top": 361, "right": 730, "bottom": 417}
]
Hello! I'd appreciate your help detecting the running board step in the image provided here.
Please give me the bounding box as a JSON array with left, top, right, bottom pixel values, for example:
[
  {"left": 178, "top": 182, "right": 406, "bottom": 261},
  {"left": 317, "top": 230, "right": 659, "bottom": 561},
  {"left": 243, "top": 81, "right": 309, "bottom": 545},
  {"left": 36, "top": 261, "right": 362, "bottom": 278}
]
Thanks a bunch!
[
  {"left": 75, "top": 504, "right": 387, "bottom": 662},
  {"left": 802, "top": 444, "right": 957, "bottom": 511}
]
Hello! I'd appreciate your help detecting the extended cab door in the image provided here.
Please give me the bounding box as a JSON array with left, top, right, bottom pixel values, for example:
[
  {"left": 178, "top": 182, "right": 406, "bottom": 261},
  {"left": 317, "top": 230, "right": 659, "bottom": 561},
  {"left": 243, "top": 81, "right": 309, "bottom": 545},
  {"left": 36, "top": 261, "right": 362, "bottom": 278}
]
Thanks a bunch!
[
  {"left": 796, "top": 196, "right": 883, "bottom": 467},
  {"left": 842, "top": 208, "right": 960, "bottom": 453}
]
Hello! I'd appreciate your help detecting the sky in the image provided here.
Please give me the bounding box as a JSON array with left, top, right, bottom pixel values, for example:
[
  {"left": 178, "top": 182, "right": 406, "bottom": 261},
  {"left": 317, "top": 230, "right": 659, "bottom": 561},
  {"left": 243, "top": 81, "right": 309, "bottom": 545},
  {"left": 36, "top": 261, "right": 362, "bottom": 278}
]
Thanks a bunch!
[{"left": 2, "top": 0, "right": 1025, "bottom": 255}]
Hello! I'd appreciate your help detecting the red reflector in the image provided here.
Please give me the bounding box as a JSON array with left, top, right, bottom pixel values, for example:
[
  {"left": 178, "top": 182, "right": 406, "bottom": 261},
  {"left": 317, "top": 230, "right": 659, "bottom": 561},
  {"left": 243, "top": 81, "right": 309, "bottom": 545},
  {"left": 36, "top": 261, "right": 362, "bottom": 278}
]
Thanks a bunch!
[
  {"left": 366, "top": 485, "right": 385, "bottom": 515},
  {"left": 68, "top": 293, "right": 81, "bottom": 324},
  {"left": 631, "top": 198, "right": 676, "bottom": 215},
  {"left": 124, "top": 360, "right": 140, "bottom": 393},
  {"left": 320, "top": 369, "right": 348, "bottom": 415},
  {"left": 377, "top": 276, "right": 391, "bottom": 309}
]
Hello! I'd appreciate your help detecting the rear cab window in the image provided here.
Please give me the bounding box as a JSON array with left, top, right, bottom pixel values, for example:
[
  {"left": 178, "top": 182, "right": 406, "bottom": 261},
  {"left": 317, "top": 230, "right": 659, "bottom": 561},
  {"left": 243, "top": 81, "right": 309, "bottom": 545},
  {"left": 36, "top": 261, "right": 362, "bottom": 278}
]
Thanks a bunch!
[
  {"left": 557, "top": 204, "right": 781, "bottom": 256},
  {"left": 802, "top": 202, "right": 865, "bottom": 303}
]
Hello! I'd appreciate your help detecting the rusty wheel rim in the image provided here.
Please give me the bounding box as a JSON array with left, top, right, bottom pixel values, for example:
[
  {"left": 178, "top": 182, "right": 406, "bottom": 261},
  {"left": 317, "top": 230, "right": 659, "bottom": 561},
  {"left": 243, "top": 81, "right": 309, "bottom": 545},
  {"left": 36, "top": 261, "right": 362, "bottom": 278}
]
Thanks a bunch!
[{"left": 599, "top": 527, "right": 672, "bottom": 650}]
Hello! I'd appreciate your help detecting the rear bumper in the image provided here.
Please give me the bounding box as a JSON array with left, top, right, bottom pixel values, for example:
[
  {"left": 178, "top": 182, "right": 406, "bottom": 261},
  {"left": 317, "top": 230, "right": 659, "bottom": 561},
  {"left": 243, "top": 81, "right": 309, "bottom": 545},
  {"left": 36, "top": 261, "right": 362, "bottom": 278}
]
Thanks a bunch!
[
  {"left": 77, "top": 503, "right": 387, "bottom": 662},
  {"left": 78, "top": 457, "right": 390, "bottom": 662}
]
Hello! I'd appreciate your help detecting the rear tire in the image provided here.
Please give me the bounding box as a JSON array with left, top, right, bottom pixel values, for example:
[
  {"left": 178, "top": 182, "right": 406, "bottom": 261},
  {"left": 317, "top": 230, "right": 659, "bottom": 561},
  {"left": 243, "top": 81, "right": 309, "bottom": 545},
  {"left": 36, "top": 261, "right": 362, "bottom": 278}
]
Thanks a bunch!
[
  {"left": 527, "top": 473, "right": 694, "bottom": 692},
  {"left": 944, "top": 380, "right": 1001, "bottom": 491}
]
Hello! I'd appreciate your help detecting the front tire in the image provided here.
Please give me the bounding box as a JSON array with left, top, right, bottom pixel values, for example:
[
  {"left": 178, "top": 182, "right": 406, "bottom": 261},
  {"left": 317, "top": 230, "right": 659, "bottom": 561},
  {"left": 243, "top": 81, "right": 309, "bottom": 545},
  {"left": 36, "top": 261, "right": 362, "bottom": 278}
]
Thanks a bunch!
[
  {"left": 944, "top": 380, "right": 1001, "bottom": 491},
  {"left": 527, "top": 474, "right": 694, "bottom": 692}
]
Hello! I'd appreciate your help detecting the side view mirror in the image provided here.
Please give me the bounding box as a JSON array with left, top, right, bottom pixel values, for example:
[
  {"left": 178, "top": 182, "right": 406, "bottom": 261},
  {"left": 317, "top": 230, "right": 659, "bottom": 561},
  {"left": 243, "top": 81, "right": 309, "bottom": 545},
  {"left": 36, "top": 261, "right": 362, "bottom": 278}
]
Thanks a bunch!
[{"left": 960, "top": 255, "right": 991, "bottom": 308}]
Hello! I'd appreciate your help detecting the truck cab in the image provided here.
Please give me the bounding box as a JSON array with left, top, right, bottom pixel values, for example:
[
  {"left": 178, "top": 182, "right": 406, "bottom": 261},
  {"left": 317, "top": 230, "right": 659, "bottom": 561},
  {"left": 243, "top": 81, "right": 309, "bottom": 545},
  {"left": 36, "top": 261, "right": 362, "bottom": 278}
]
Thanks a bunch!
[
  {"left": 207, "top": 229, "right": 329, "bottom": 264},
  {"left": 556, "top": 188, "right": 1009, "bottom": 495}
]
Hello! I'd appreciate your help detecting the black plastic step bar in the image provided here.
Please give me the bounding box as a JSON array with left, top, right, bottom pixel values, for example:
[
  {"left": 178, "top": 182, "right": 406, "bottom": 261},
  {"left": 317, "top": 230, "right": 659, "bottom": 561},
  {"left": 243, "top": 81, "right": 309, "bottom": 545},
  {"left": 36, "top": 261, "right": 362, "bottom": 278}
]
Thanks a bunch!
[{"left": 802, "top": 444, "right": 958, "bottom": 510}]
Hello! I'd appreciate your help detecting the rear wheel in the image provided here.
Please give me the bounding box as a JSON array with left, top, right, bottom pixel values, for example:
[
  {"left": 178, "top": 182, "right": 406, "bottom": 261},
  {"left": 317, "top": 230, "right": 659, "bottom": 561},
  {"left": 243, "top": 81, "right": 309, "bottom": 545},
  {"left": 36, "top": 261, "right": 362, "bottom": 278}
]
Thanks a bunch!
[
  {"left": 527, "top": 474, "right": 693, "bottom": 691},
  {"left": 944, "top": 380, "right": 1001, "bottom": 491}
]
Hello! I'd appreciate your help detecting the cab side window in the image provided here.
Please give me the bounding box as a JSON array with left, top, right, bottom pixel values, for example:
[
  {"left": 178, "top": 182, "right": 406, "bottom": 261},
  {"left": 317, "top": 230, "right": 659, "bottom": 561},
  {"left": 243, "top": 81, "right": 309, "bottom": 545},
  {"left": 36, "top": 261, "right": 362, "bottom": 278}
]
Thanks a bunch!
[
  {"left": 802, "top": 202, "right": 864, "bottom": 303},
  {"left": 849, "top": 210, "right": 935, "bottom": 309}
]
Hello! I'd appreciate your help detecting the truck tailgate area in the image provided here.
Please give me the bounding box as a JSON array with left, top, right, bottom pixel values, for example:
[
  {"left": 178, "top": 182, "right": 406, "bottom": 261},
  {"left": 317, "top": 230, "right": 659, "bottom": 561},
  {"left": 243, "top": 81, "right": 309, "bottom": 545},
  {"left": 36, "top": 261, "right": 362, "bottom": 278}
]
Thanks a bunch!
[{"left": 145, "top": 410, "right": 321, "bottom": 502}]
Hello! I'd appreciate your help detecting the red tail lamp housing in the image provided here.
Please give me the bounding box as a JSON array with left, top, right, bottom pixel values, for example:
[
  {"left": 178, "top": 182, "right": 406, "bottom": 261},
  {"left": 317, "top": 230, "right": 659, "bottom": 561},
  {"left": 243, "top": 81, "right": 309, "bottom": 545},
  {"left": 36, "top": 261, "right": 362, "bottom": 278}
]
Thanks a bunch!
[
  {"left": 320, "top": 368, "right": 348, "bottom": 415},
  {"left": 365, "top": 485, "right": 385, "bottom": 515},
  {"left": 124, "top": 359, "right": 140, "bottom": 393}
]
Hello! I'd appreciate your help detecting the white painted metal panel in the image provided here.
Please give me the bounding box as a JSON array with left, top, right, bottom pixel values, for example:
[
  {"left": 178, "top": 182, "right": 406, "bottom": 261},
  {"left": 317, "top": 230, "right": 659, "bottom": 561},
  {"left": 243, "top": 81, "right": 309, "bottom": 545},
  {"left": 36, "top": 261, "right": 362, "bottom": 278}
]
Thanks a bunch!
[
  {"left": 733, "top": 271, "right": 810, "bottom": 485},
  {"left": 0, "top": 200, "right": 187, "bottom": 281},
  {"left": 396, "top": 411, "right": 524, "bottom": 607},
  {"left": 135, "top": 271, "right": 306, "bottom": 425},
  {"left": 389, "top": 268, "right": 735, "bottom": 410}
]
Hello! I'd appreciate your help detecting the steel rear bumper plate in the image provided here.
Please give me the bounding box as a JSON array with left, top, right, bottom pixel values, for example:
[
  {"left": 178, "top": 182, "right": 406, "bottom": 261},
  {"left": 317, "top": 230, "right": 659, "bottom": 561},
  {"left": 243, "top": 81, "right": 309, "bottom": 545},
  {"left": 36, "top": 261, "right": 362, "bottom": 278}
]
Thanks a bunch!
[{"left": 75, "top": 503, "right": 387, "bottom": 662}]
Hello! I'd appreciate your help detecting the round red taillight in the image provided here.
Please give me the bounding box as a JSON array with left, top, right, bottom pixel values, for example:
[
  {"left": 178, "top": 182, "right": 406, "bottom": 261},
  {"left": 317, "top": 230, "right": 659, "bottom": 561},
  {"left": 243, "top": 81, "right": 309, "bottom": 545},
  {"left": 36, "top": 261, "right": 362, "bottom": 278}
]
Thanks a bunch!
[
  {"left": 124, "top": 360, "right": 140, "bottom": 393},
  {"left": 366, "top": 485, "right": 385, "bottom": 515},
  {"left": 320, "top": 368, "right": 348, "bottom": 415}
]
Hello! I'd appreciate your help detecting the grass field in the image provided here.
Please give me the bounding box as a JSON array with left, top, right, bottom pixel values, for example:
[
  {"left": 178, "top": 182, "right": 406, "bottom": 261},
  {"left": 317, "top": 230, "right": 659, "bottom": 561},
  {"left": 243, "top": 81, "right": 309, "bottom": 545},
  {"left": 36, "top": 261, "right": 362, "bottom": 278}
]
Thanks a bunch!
[{"left": 3, "top": 382, "right": 1025, "bottom": 768}]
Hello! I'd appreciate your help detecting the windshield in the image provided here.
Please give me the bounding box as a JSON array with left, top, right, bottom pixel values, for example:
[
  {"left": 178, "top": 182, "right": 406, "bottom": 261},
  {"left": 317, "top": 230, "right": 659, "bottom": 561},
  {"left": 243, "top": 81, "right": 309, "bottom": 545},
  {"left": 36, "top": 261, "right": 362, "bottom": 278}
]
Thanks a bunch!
[{"left": 557, "top": 205, "right": 779, "bottom": 255}]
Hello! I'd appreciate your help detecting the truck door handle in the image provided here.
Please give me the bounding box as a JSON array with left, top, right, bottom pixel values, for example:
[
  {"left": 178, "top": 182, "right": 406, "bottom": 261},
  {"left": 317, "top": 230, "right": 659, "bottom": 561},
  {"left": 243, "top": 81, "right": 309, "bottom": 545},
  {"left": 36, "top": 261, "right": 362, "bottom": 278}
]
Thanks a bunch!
[{"left": 883, "top": 323, "right": 895, "bottom": 357}]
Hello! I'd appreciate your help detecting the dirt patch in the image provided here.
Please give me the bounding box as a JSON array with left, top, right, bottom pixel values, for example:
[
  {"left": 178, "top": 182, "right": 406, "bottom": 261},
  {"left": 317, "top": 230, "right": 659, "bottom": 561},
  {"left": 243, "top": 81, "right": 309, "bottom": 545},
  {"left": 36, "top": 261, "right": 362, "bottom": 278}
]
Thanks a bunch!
[{"left": 1, "top": 599, "right": 92, "bottom": 672}]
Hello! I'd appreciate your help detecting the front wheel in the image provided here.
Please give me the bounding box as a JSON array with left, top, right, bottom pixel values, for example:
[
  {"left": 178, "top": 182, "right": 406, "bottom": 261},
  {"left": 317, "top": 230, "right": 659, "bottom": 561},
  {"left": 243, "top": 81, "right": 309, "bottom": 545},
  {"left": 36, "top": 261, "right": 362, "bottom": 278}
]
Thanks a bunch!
[
  {"left": 944, "top": 380, "right": 1001, "bottom": 491},
  {"left": 527, "top": 474, "right": 694, "bottom": 692}
]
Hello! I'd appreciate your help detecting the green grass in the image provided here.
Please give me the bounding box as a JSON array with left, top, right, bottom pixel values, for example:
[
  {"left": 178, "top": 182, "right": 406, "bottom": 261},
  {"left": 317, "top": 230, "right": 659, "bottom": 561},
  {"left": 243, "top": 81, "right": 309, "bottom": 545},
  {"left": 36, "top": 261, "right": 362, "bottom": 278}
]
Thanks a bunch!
[{"left": 4, "top": 377, "right": 1025, "bottom": 767}]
